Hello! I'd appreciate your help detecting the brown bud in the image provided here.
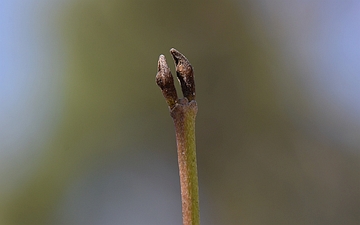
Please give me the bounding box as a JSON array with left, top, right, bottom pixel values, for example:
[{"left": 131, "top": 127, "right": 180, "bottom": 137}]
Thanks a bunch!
[
  {"left": 170, "top": 48, "right": 195, "bottom": 101},
  {"left": 156, "top": 54, "right": 178, "bottom": 109}
]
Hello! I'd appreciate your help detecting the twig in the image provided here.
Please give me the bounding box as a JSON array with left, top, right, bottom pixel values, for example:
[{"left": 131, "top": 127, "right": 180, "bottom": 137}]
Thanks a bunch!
[{"left": 156, "top": 48, "right": 200, "bottom": 225}]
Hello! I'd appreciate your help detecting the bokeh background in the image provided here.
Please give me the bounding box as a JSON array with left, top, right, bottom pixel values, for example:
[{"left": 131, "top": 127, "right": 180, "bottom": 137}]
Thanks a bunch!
[{"left": 1, "top": 0, "right": 360, "bottom": 224}]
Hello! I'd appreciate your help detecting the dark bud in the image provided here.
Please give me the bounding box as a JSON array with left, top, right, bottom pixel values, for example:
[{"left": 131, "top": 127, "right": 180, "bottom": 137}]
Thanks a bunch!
[
  {"left": 170, "top": 48, "right": 195, "bottom": 101},
  {"left": 156, "top": 54, "right": 178, "bottom": 109}
]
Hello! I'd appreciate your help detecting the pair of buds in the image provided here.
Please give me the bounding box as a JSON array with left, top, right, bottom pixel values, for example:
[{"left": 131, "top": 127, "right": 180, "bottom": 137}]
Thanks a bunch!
[{"left": 156, "top": 48, "right": 195, "bottom": 110}]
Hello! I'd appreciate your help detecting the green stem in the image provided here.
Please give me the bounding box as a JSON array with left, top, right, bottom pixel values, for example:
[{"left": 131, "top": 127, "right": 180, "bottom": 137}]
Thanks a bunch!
[{"left": 171, "top": 98, "right": 199, "bottom": 225}]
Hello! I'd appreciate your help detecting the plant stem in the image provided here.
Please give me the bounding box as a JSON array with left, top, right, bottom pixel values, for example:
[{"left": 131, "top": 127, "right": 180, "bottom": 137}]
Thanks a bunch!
[
  {"left": 156, "top": 48, "right": 200, "bottom": 225},
  {"left": 171, "top": 98, "right": 199, "bottom": 225}
]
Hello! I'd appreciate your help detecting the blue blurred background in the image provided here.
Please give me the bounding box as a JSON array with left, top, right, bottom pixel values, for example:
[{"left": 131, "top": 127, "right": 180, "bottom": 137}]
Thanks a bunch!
[{"left": 1, "top": 0, "right": 360, "bottom": 224}]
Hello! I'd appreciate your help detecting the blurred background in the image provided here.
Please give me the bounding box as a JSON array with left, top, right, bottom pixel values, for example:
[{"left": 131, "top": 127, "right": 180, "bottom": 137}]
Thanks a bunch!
[{"left": 1, "top": 0, "right": 360, "bottom": 224}]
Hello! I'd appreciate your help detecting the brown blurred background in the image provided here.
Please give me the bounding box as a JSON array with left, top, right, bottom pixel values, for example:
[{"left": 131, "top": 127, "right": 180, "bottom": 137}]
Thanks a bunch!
[{"left": 1, "top": 0, "right": 360, "bottom": 224}]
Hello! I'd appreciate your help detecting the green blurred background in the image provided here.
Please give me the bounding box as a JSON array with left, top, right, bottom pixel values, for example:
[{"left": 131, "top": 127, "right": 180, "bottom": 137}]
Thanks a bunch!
[{"left": 1, "top": 0, "right": 360, "bottom": 224}]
